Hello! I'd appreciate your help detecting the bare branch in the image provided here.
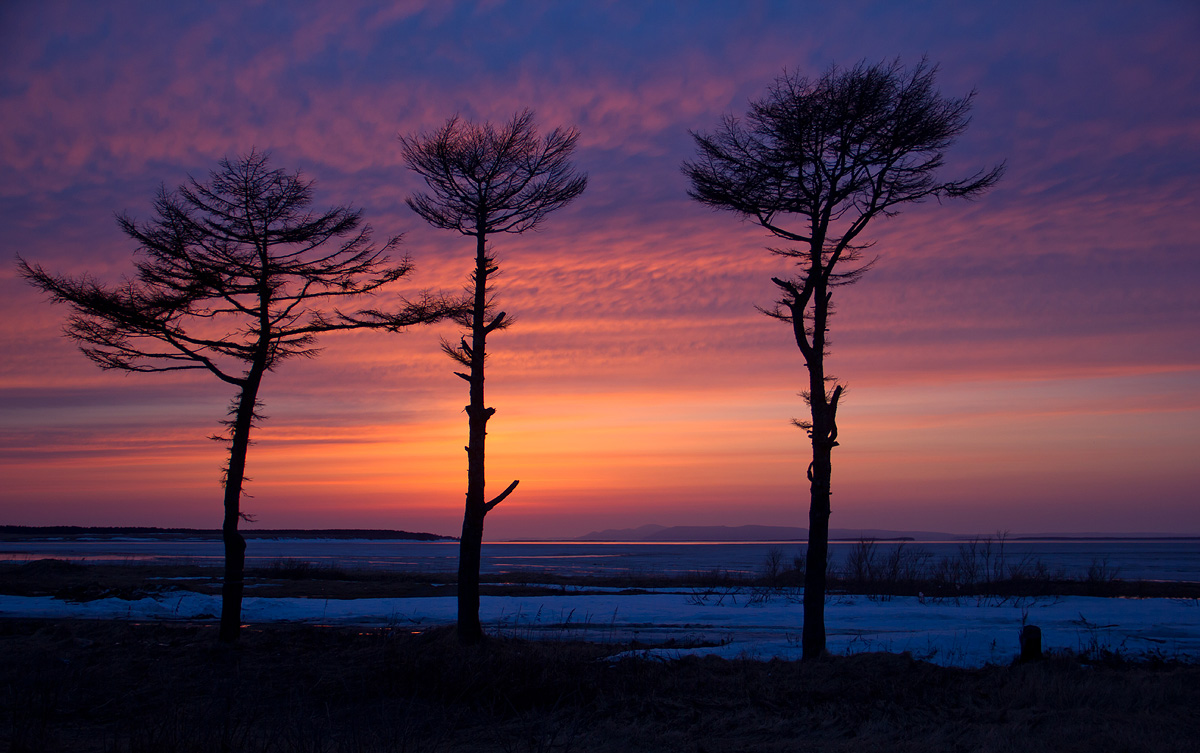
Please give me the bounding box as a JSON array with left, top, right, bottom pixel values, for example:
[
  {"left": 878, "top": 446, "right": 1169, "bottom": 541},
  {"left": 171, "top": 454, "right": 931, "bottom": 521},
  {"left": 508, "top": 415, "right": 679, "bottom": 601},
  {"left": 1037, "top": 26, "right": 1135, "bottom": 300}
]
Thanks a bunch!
[
  {"left": 483, "top": 479, "right": 520, "bottom": 514},
  {"left": 400, "top": 110, "right": 588, "bottom": 239}
]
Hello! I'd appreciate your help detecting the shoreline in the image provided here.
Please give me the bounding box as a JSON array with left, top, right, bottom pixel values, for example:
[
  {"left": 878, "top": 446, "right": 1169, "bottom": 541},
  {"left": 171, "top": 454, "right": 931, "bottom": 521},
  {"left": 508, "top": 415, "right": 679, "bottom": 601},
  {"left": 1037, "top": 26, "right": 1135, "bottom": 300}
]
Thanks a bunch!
[{"left": 3, "top": 559, "right": 1198, "bottom": 668}]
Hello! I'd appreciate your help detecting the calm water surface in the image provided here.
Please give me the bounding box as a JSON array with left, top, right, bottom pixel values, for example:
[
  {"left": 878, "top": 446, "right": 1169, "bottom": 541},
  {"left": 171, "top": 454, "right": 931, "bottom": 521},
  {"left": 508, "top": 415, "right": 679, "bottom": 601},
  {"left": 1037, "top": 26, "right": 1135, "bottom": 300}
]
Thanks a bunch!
[{"left": 2, "top": 539, "right": 1198, "bottom": 582}]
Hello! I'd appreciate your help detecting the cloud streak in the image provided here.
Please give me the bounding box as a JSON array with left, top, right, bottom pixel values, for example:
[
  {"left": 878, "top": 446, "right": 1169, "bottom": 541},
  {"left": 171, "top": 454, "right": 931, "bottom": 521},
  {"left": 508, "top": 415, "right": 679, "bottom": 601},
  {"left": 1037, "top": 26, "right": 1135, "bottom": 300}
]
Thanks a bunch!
[{"left": 2, "top": 1, "right": 1197, "bottom": 537}]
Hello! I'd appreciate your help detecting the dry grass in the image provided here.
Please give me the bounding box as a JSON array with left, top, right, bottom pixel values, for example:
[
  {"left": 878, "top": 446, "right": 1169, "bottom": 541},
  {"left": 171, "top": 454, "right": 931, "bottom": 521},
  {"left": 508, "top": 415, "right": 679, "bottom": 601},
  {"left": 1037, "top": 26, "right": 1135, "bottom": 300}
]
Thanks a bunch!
[
  {"left": 0, "top": 560, "right": 697, "bottom": 601},
  {"left": 6, "top": 558, "right": 1200, "bottom": 603},
  {"left": 2, "top": 618, "right": 1198, "bottom": 753}
]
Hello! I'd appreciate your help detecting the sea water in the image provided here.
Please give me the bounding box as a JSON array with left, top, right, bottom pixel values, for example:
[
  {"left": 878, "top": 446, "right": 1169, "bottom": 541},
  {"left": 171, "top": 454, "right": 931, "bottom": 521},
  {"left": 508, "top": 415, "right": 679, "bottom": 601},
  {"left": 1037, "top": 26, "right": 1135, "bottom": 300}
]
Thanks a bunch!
[{"left": 1, "top": 538, "right": 1197, "bottom": 582}]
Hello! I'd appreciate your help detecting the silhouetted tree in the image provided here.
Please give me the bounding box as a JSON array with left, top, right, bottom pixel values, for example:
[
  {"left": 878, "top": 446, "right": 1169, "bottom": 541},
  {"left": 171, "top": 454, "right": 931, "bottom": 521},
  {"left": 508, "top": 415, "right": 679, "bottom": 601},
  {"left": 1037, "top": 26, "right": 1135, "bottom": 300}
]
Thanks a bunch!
[
  {"left": 401, "top": 110, "right": 587, "bottom": 644},
  {"left": 19, "top": 151, "right": 448, "bottom": 643},
  {"left": 684, "top": 59, "right": 1002, "bottom": 660}
]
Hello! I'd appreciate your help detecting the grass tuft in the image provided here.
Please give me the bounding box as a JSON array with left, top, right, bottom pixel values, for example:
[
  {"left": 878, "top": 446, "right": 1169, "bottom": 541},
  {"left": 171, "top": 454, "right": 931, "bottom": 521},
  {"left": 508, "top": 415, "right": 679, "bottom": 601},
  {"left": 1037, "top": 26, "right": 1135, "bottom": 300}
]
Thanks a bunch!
[{"left": 1, "top": 619, "right": 1197, "bottom": 752}]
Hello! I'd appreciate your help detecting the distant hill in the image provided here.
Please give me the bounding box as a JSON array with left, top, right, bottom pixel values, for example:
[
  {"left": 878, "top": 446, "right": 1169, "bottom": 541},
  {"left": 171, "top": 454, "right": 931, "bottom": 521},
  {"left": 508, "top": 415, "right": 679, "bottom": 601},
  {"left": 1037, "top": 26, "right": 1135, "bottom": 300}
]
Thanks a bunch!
[
  {"left": 0, "top": 526, "right": 456, "bottom": 542},
  {"left": 575, "top": 524, "right": 959, "bottom": 542}
]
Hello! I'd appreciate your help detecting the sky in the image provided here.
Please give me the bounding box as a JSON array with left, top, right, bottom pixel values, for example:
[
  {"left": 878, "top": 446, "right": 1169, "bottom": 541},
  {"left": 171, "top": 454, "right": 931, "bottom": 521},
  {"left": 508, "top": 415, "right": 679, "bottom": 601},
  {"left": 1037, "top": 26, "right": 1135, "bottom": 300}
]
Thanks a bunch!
[{"left": 1, "top": 1, "right": 1198, "bottom": 539}]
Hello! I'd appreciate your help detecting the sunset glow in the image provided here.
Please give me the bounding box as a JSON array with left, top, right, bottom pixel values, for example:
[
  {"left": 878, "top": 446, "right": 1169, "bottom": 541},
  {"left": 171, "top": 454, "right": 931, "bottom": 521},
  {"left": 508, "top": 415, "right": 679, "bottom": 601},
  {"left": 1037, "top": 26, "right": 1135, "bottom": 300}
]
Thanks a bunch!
[{"left": 1, "top": 1, "right": 1197, "bottom": 538}]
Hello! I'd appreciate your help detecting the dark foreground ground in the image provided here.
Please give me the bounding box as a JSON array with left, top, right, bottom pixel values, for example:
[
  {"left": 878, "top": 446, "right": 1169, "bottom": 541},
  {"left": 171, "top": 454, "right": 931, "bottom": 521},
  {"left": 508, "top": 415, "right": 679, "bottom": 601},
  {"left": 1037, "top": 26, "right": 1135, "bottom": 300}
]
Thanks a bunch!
[{"left": 2, "top": 618, "right": 1199, "bottom": 753}]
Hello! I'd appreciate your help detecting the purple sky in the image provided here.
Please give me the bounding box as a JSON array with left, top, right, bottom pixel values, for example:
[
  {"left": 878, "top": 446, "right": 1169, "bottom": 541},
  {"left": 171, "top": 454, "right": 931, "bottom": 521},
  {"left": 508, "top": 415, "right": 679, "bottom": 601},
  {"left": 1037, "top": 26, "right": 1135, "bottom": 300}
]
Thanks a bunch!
[{"left": 1, "top": 1, "right": 1198, "bottom": 538}]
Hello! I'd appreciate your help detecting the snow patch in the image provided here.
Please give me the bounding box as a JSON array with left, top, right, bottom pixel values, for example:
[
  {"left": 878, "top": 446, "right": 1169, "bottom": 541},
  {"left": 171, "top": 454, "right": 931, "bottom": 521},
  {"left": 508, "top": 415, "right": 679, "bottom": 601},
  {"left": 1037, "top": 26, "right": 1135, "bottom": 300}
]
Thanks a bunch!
[{"left": 2, "top": 590, "right": 1196, "bottom": 667}]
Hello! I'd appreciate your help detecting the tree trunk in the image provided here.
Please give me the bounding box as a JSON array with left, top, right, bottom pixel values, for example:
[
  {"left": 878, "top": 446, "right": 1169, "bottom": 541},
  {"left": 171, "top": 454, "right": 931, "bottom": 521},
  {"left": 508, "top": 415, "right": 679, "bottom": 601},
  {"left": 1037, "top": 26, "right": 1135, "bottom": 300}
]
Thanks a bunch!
[
  {"left": 218, "top": 374, "right": 263, "bottom": 644},
  {"left": 801, "top": 264, "right": 833, "bottom": 661},
  {"left": 802, "top": 434, "right": 832, "bottom": 660},
  {"left": 457, "top": 504, "right": 485, "bottom": 643},
  {"left": 457, "top": 232, "right": 492, "bottom": 645}
]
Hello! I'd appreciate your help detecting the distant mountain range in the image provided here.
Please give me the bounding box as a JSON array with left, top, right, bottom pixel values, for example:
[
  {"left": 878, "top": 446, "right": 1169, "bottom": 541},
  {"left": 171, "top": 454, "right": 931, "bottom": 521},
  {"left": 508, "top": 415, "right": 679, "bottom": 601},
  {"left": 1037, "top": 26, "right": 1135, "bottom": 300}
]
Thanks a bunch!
[
  {"left": 575, "top": 524, "right": 959, "bottom": 542},
  {"left": 0, "top": 526, "right": 456, "bottom": 541},
  {"left": 573, "top": 524, "right": 1192, "bottom": 542}
]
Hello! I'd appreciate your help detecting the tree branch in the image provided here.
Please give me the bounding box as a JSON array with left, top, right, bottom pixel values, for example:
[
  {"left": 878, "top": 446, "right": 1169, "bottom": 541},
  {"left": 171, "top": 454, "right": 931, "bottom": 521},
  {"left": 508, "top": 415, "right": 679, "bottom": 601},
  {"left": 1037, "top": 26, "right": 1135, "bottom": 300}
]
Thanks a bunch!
[{"left": 483, "top": 479, "right": 520, "bottom": 514}]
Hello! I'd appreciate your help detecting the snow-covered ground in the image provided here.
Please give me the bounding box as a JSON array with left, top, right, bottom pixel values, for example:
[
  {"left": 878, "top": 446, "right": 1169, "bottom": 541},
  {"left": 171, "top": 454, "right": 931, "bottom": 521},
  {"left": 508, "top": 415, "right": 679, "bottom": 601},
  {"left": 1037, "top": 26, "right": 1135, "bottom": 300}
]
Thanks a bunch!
[
  {"left": 5, "top": 539, "right": 1197, "bottom": 666},
  {"left": 2, "top": 589, "right": 1196, "bottom": 667}
]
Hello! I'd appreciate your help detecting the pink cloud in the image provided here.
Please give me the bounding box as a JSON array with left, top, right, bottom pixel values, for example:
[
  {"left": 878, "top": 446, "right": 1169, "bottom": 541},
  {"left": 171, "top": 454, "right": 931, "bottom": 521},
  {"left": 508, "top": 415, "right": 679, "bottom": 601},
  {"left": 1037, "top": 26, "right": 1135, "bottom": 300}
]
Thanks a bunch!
[{"left": 3, "top": 1, "right": 1198, "bottom": 535}]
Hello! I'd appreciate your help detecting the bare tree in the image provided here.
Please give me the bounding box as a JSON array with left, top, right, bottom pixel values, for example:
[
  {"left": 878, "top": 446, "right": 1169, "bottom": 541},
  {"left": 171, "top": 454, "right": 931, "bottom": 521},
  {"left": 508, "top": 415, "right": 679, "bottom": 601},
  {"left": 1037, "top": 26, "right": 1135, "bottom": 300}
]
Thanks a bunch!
[
  {"left": 19, "top": 151, "right": 449, "bottom": 643},
  {"left": 683, "top": 59, "right": 1002, "bottom": 659},
  {"left": 400, "top": 110, "right": 587, "bottom": 644}
]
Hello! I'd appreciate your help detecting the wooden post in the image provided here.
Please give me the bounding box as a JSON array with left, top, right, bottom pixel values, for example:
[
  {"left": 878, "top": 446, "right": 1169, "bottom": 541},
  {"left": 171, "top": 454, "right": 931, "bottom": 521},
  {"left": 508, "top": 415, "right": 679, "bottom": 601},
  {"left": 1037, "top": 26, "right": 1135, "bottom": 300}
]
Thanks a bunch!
[{"left": 1018, "top": 624, "right": 1043, "bottom": 663}]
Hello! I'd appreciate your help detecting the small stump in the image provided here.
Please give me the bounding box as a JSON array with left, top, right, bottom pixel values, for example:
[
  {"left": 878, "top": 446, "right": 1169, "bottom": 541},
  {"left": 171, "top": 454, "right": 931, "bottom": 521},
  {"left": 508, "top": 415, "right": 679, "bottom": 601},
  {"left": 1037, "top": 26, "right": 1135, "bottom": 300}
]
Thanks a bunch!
[{"left": 1018, "top": 624, "right": 1043, "bottom": 663}]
